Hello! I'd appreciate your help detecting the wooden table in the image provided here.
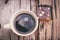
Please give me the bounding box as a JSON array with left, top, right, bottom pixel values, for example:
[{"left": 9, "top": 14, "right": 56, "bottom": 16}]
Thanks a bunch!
[{"left": 0, "top": 0, "right": 60, "bottom": 40}]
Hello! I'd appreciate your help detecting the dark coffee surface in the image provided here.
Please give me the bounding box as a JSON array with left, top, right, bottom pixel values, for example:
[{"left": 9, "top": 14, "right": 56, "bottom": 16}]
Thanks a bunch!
[{"left": 14, "top": 13, "right": 36, "bottom": 33}]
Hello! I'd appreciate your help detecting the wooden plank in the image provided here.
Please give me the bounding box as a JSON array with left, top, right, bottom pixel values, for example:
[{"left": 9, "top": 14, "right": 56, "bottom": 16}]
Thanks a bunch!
[
  {"left": 45, "top": 1, "right": 52, "bottom": 40},
  {"left": 10, "top": 31, "right": 18, "bottom": 40},
  {"left": 21, "top": 0, "right": 27, "bottom": 9},
  {"left": 39, "top": 0, "right": 45, "bottom": 40},
  {"left": 19, "top": 36, "right": 24, "bottom": 40},
  {"left": 0, "top": 11, "right": 1, "bottom": 40},
  {"left": 39, "top": 22, "right": 45, "bottom": 40},
  {"left": 10, "top": 0, "right": 20, "bottom": 13},
  {"left": 26, "top": 0, "right": 30, "bottom": 10},
  {"left": 51, "top": 0, "right": 57, "bottom": 40},
  {"left": 39, "top": 0, "right": 52, "bottom": 40},
  {"left": 30, "top": 34, "right": 36, "bottom": 40},
  {"left": 21, "top": 0, "right": 30, "bottom": 10},
  {"left": 56, "top": 0, "right": 60, "bottom": 40},
  {"left": 0, "top": 1, "right": 5, "bottom": 40},
  {"left": 30, "top": 0, "right": 36, "bottom": 13},
  {"left": 1, "top": 0, "right": 12, "bottom": 40},
  {"left": 44, "top": 21, "right": 52, "bottom": 40},
  {"left": 10, "top": 0, "right": 20, "bottom": 40},
  {"left": 39, "top": 0, "right": 51, "bottom": 5},
  {"left": 0, "top": 29, "right": 3, "bottom": 40}
]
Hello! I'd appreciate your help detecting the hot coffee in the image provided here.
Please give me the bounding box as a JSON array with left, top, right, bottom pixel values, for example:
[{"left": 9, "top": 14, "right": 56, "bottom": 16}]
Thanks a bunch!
[{"left": 14, "top": 13, "right": 36, "bottom": 34}]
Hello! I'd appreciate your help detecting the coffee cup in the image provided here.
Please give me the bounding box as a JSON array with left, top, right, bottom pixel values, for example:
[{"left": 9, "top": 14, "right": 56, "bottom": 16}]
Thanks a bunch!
[{"left": 4, "top": 9, "right": 38, "bottom": 36}]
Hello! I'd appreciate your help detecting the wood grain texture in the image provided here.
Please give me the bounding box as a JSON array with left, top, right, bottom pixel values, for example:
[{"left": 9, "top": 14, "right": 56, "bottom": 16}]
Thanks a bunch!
[
  {"left": 10, "top": 0, "right": 20, "bottom": 40},
  {"left": 0, "top": 29, "right": 3, "bottom": 40},
  {"left": 56, "top": 0, "right": 60, "bottom": 40},
  {"left": 39, "top": 0, "right": 52, "bottom": 40},
  {"left": 52, "top": 0, "right": 57, "bottom": 40},
  {"left": 0, "top": 0, "right": 59, "bottom": 40},
  {"left": 1, "top": 0, "right": 12, "bottom": 40},
  {"left": 39, "top": 0, "right": 51, "bottom": 5}
]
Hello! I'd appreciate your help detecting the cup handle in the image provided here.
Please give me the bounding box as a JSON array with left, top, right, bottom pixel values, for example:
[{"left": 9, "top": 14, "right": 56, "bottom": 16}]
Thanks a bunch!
[{"left": 4, "top": 23, "right": 11, "bottom": 29}]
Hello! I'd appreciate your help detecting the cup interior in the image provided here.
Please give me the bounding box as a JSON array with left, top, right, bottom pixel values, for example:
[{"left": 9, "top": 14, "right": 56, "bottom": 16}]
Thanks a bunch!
[{"left": 14, "top": 13, "right": 36, "bottom": 34}]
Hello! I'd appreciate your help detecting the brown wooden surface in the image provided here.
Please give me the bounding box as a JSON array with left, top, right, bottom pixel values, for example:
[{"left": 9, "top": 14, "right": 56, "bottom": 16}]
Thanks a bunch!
[{"left": 0, "top": 0, "right": 60, "bottom": 40}]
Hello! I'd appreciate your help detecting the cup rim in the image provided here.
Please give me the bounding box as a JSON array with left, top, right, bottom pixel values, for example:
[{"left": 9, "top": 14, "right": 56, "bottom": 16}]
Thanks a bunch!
[{"left": 10, "top": 9, "right": 38, "bottom": 36}]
